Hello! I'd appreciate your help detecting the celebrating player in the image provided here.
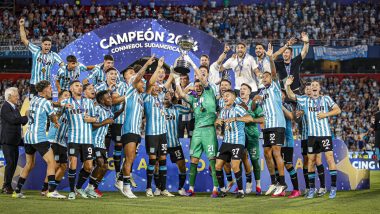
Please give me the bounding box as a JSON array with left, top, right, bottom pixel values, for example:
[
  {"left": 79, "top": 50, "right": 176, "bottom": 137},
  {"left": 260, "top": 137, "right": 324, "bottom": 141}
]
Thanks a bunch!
[
  {"left": 13, "top": 80, "right": 65, "bottom": 199},
  {"left": 176, "top": 67, "right": 219, "bottom": 198},
  {"left": 214, "top": 90, "right": 254, "bottom": 198},
  {"left": 285, "top": 77, "right": 341, "bottom": 199},
  {"left": 252, "top": 44, "right": 287, "bottom": 197},
  {"left": 61, "top": 80, "right": 98, "bottom": 200},
  {"left": 83, "top": 55, "right": 118, "bottom": 85},
  {"left": 56, "top": 55, "right": 93, "bottom": 93},
  {"left": 19, "top": 18, "right": 64, "bottom": 97},
  {"left": 119, "top": 55, "right": 155, "bottom": 198}
]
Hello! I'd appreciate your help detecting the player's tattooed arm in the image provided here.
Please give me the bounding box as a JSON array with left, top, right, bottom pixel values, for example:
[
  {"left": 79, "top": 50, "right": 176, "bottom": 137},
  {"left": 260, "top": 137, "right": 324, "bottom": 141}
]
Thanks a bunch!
[
  {"left": 317, "top": 104, "right": 341, "bottom": 119},
  {"left": 19, "top": 18, "right": 29, "bottom": 47},
  {"left": 266, "top": 43, "right": 278, "bottom": 80},
  {"left": 285, "top": 76, "right": 296, "bottom": 101},
  {"left": 134, "top": 54, "right": 155, "bottom": 87},
  {"left": 93, "top": 118, "right": 114, "bottom": 129}
]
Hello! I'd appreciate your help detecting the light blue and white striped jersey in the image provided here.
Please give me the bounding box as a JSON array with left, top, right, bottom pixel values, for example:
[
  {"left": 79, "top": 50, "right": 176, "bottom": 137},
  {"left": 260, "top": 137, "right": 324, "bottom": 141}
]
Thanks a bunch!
[
  {"left": 144, "top": 93, "right": 166, "bottom": 136},
  {"left": 121, "top": 86, "right": 144, "bottom": 136},
  {"left": 56, "top": 63, "right": 87, "bottom": 91},
  {"left": 218, "top": 96, "right": 243, "bottom": 110},
  {"left": 283, "top": 102, "right": 294, "bottom": 147},
  {"left": 297, "top": 104, "right": 308, "bottom": 140},
  {"left": 164, "top": 104, "right": 191, "bottom": 148},
  {"left": 219, "top": 105, "right": 247, "bottom": 145},
  {"left": 28, "top": 42, "right": 63, "bottom": 84},
  {"left": 55, "top": 113, "right": 69, "bottom": 147},
  {"left": 47, "top": 107, "right": 60, "bottom": 143},
  {"left": 88, "top": 63, "right": 122, "bottom": 85},
  {"left": 61, "top": 97, "right": 95, "bottom": 144},
  {"left": 296, "top": 95, "right": 336, "bottom": 137},
  {"left": 92, "top": 105, "right": 114, "bottom": 149},
  {"left": 112, "top": 81, "right": 129, "bottom": 124},
  {"left": 259, "top": 80, "right": 286, "bottom": 129},
  {"left": 24, "top": 96, "right": 55, "bottom": 144}
]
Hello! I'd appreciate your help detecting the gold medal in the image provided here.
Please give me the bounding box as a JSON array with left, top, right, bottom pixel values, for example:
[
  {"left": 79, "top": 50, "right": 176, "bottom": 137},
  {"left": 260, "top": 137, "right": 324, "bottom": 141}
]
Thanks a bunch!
[
  {"left": 225, "top": 124, "right": 230, "bottom": 131},
  {"left": 41, "top": 67, "right": 46, "bottom": 73}
]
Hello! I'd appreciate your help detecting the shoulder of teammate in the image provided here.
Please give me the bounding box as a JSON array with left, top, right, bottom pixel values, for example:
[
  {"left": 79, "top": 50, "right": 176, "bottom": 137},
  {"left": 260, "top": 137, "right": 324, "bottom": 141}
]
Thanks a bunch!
[
  {"left": 78, "top": 62, "right": 87, "bottom": 71},
  {"left": 52, "top": 52, "right": 63, "bottom": 64},
  {"left": 296, "top": 94, "right": 308, "bottom": 105},
  {"left": 43, "top": 99, "right": 55, "bottom": 115},
  {"left": 235, "top": 104, "right": 248, "bottom": 117},
  {"left": 323, "top": 95, "right": 337, "bottom": 108},
  {"left": 27, "top": 41, "right": 40, "bottom": 54},
  {"left": 174, "top": 104, "right": 191, "bottom": 114}
]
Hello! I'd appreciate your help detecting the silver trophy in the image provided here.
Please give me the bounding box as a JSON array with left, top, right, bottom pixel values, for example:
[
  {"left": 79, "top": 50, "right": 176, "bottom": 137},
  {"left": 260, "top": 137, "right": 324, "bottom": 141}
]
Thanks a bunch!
[{"left": 174, "top": 35, "right": 195, "bottom": 74}]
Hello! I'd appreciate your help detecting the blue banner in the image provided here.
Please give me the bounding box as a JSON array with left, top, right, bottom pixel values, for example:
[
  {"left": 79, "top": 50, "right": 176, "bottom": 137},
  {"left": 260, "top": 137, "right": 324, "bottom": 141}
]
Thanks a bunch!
[
  {"left": 0, "top": 139, "right": 370, "bottom": 192},
  {"left": 313, "top": 45, "right": 368, "bottom": 61}
]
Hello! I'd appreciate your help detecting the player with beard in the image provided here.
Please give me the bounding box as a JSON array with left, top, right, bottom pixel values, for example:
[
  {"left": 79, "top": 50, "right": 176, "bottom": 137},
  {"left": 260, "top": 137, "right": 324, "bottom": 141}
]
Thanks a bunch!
[
  {"left": 175, "top": 67, "right": 219, "bottom": 198},
  {"left": 221, "top": 42, "right": 258, "bottom": 96},
  {"left": 61, "top": 80, "right": 98, "bottom": 200},
  {"left": 239, "top": 83, "right": 264, "bottom": 195},
  {"left": 41, "top": 90, "right": 71, "bottom": 196},
  {"left": 119, "top": 56, "right": 155, "bottom": 198},
  {"left": 163, "top": 91, "right": 191, "bottom": 196},
  {"left": 214, "top": 90, "right": 254, "bottom": 198},
  {"left": 252, "top": 44, "right": 287, "bottom": 197},
  {"left": 254, "top": 38, "right": 296, "bottom": 88},
  {"left": 275, "top": 32, "right": 310, "bottom": 93},
  {"left": 19, "top": 18, "right": 64, "bottom": 97},
  {"left": 286, "top": 77, "right": 341, "bottom": 199},
  {"left": 199, "top": 44, "right": 231, "bottom": 85},
  {"left": 83, "top": 55, "right": 120, "bottom": 85},
  {"left": 56, "top": 55, "right": 93, "bottom": 93},
  {"left": 144, "top": 57, "right": 175, "bottom": 197},
  {"left": 13, "top": 80, "right": 65, "bottom": 199}
]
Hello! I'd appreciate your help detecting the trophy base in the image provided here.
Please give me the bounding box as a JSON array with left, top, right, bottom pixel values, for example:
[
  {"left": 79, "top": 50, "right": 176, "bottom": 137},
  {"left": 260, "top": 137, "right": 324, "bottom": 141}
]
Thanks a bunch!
[{"left": 174, "top": 66, "right": 190, "bottom": 74}]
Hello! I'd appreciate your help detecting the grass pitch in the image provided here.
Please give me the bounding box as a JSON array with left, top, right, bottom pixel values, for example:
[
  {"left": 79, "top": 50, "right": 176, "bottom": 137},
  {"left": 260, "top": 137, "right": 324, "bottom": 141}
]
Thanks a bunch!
[{"left": 1, "top": 171, "right": 380, "bottom": 214}]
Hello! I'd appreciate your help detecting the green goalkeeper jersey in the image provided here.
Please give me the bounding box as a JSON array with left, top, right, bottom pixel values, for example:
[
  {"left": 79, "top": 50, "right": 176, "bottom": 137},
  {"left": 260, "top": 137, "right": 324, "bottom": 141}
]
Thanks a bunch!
[
  {"left": 187, "top": 86, "right": 217, "bottom": 128},
  {"left": 244, "top": 99, "right": 264, "bottom": 137}
]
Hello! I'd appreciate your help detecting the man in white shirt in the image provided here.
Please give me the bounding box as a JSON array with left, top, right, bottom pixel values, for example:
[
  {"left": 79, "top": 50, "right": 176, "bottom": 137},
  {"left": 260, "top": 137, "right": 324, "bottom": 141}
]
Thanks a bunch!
[
  {"left": 221, "top": 42, "right": 259, "bottom": 95},
  {"left": 199, "top": 44, "right": 231, "bottom": 85}
]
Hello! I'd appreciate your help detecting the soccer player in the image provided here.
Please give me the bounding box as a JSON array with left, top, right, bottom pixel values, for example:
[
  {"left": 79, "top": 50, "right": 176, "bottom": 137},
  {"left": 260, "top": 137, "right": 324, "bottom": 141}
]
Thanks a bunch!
[
  {"left": 13, "top": 80, "right": 65, "bottom": 199},
  {"left": 295, "top": 84, "right": 312, "bottom": 195},
  {"left": 239, "top": 83, "right": 265, "bottom": 195},
  {"left": 61, "top": 80, "right": 98, "bottom": 200},
  {"left": 144, "top": 57, "right": 174, "bottom": 197},
  {"left": 94, "top": 67, "right": 119, "bottom": 93},
  {"left": 19, "top": 18, "right": 64, "bottom": 97},
  {"left": 113, "top": 65, "right": 141, "bottom": 189},
  {"left": 214, "top": 90, "right": 254, "bottom": 198},
  {"left": 176, "top": 67, "right": 219, "bottom": 198},
  {"left": 83, "top": 83, "right": 96, "bottom": 100},
  {"left": 177, "top": 73, "right": 195, "bottom": 140},
  {"left": 163, "top": 91, "right": 191, "bottom": 196},
  {"left": 252, "top": 44, "right": 287, "bottom": 197},
  {"left": 86, "top": 90, "right": 123, "bottom": 197},
  {"left": 119, "top": 55, "right": 155, "bottom": 198},
  {"left": 56, "top": 55, "right": 93, "bottom": 93},
  {"left": 41, "top": 90, "right": 71, "bottom": 196},
  {"left": 199, "top": 44, "right": 230, "bottom": 84},
  {"left": 281, "top": 90, "right": 301, "bottom": 198},
  {"left": 285, "top": 77, "right": 342, "bottom": 199},
  {"left": 83, "top": 55, "right": 119, "bottom": 85}
]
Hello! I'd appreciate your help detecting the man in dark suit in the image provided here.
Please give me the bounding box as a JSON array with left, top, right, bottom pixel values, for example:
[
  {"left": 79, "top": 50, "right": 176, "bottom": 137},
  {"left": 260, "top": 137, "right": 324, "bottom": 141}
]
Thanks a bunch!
[{"left": 1, "top": 87, "right": 28, "bottom": 194}]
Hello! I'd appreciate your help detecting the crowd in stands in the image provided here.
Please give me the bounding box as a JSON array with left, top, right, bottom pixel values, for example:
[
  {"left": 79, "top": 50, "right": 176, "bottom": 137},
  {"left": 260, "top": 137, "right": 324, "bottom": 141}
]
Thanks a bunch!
[
  {"left": 0, "top": 1, "right": 380, "bottom": 50},
  {"left": 0, "top": 76, "right": 378, "bottom": 153}
]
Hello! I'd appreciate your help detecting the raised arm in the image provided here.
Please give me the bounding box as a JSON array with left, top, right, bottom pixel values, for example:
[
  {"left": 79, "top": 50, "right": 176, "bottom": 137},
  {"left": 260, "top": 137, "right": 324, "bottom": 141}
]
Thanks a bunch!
[
  {"left": 300, "top": 32, "right": 310, "bottom": 59},
  {"left": 273, "top": 37, "right": 297, "bottom": 60},
  {"left": 133, "top": 54, "right": 155, "bottom": 87},
  {"left": 215, "top": 44, "right": 230, "bottom": 65},
  {"left": 284, "top": 76, "right": 296, "bottom": 101},
  {"left": 164, "top": 73, "right": 174, "bottom": 90},
  {"left": 265, "top": 43, "right": 278, "bottom": 79},
  {"left": 175, "top": 83, "right": 190, "bottom": 102},
  {"left": 146, "top": 56, "right": 164, "bottom": 94},
  {"left": 19, "top": 18, "right": 29, "bottom": 47}
]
